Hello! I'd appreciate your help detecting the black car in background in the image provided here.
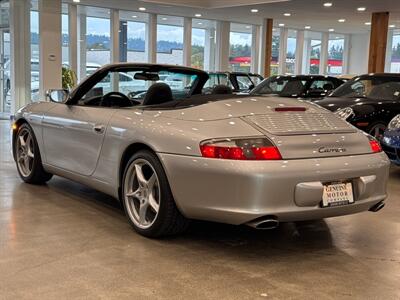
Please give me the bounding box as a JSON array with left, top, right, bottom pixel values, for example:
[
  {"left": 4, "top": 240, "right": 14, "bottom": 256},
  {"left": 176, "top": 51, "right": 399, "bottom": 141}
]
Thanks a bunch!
[
  {"left": 204, "top": 72, "right": 264, "bottom": 93},
  {"left": 250, "top": 75, "right": 344, "bottom": 100},
  {"left": 315, "top": 74, "right": 400, "bottom": 139}
]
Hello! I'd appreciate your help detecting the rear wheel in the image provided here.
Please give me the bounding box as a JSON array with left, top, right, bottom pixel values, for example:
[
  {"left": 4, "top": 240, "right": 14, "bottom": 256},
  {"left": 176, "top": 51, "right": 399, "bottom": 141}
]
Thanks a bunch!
[
  {"left": 122, "top": 150, "right": 189, "bottom": 237},
  {"left": 15, "top": 123, "right": 53, "bottom": 184},
  {"left": 367, "top": 122, "right": 387, "bottom": 140}
]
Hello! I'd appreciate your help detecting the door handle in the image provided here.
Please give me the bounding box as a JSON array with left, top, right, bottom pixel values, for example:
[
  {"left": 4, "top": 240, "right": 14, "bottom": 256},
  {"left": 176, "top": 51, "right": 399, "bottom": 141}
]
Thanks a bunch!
[{"left": 93, "top": 124, "right": 105, "bottom": 134}]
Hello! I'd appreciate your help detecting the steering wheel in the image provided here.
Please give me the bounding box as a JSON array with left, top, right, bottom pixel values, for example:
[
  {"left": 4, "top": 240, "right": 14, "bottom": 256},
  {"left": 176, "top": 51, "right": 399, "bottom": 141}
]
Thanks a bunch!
[{"left": 100, "top": 91, "right": 132, "bottom": 107}]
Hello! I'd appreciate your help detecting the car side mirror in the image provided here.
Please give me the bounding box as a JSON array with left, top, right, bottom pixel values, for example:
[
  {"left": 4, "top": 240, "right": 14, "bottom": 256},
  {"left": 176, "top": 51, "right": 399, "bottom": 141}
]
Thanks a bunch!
[{"left": 47, "top": 89, "right": 69, "bottom": 103}]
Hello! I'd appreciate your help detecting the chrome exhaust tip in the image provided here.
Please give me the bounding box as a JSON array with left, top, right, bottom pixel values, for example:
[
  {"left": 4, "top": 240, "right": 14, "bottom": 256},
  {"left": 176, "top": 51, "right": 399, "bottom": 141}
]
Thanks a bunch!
[
  {"left": 246, "top": 216, "right": 279, "bottom": 230},
  {"left": 369, "top": 201, "right": 385, "bottom": 212}
]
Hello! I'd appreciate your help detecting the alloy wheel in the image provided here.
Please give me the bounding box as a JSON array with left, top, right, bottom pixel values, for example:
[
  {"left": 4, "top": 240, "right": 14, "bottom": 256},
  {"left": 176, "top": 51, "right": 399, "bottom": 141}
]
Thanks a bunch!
[
  {"left": 16, "top": 128, "right": 35, "bottom": 177},
  {"left": 124, "top": 159, "right": 161, "bottom": 229},
  {"left": 369, "top": 124, "right": 386, "bottom": 140}
]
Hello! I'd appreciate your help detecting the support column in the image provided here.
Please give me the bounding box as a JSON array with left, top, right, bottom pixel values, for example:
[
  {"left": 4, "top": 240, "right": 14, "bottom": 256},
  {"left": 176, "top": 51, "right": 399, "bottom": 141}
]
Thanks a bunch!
[
  {"left": 320, "top": 32, "right": 329, "bottom": 75},
  {"left": 385, "top": 29, "right": 394, "bottom": 72},
  {"left": 204, "top": 27, "right": 215, "bottom": 71},
  {"left": 215, "top": 21, "right": 230, "bottom": 72},
  {"left": 183, "top": 17, "right": 192, "bottom": 67},
  {"left": 278, "top": 28, "right": 288, "bottom": 75},
  {"left": 259, "top": 18, "right": 273, "bottom": 77},
  {"left": 39, "top": 0, "right": 62, "bottom": 100},
  {"left": 251, "top": 25, "right": 261, "bottom": 74},
  {"left": 119, "top": 20, "right": 128, "bottom": 62},
  {"left": 295, "top": 30, "right": 304, "bottom": 74},
  {"left": 68, "top": 4, "right": 78, "bottom": 78},
  {"left": 302, "top": 37, "right": 312, "bottom": 74},
  {"left": 342, "top": 35, "right": 350, "bottom": 74},
  {"left": 146, "top": 13, "right": 157, "bottom": 63},
  {"left": 77, "top": 6, "right": 86, "bottom": 81},
  {"left": 368, "top": 12, "right": 389, "bottom": 73},
  {"left": 110, "top": 9, "right": 120, "bottom": 64},
  {"left": 10, "top": 0, "right": 31, "bottom": 113}
]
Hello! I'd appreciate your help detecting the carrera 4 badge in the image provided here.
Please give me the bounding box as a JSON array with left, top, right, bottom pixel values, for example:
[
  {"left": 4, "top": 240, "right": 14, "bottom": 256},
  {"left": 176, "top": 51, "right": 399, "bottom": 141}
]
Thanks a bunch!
[{"left": 318, "top": 146, "right": 347, "bottom": 154}]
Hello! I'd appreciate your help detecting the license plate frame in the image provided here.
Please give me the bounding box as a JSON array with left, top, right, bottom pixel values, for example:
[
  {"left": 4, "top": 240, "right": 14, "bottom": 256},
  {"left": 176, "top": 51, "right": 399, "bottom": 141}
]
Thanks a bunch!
[{"left": 322, "top": 181, "right": 355, "bottom": 208}]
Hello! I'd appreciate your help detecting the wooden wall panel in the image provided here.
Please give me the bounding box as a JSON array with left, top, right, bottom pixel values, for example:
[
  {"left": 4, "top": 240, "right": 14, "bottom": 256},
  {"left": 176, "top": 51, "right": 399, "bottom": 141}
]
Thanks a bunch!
[
  {"left": 263, "top": 19, "right": 273, "bottom": 78},
  {"left": 368, "top": 12, "right": 389, "bottom": 73}
]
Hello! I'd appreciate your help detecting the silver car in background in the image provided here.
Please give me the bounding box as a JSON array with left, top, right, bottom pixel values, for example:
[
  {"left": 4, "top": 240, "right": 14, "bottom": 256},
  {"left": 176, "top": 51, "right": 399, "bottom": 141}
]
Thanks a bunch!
[{"left": 12, "top": 63, "right": 390, "bottom": 237}]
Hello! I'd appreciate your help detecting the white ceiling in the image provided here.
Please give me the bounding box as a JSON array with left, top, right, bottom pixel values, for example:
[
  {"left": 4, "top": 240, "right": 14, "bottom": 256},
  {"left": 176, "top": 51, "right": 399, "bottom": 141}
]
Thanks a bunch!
[{"left": 65, "top": 0, "right": 400, "bottom": 34}]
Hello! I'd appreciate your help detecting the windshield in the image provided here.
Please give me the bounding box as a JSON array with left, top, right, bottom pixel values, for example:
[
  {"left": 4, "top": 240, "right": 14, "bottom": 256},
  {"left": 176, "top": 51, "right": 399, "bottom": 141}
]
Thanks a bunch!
[
  {"left": 82, "top": 70, "right": 198, "bottom": 103},
  {"left": 252, "top": 77, "right": 307, "bottom": 97},
  {"left": 330, "top": 77, "right": 400, "bottom": 100}
]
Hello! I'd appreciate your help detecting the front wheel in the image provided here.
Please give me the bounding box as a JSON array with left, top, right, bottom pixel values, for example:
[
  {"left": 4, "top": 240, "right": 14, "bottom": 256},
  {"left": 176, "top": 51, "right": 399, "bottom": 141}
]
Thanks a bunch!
[
  {"left": 15, "top": 123, "right": 53, "bottom": 184},
  {"left": 122, "top": 150, "right": 189, "bottom": 237}
]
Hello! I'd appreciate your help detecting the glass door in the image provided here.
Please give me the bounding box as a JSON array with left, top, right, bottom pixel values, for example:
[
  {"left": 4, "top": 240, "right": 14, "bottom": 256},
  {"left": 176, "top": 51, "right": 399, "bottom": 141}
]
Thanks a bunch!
[
  {"left": 0, "top": 29, "right": 11, "bottom": 114},
  {"left": 0, "top": 0, "right": 10, "bottom": 115}
]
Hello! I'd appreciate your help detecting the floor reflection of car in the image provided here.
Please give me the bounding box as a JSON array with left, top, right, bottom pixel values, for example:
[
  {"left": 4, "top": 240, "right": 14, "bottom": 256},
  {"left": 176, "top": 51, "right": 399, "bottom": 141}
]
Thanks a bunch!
[
  {"left": 204, "top": 72, "right": 264, "bottom": 93},
  {"left": 315, "top": 74, "right": 400, "bottom": 139},
  {"left": 251, "top": 75, "right": 344, "bottom": 100},
  {"left": 381, "top": 115, "right": 400, "bottom": 165},
  {"left": 11, "top": 63, "right": 389, "bottom": 238}
]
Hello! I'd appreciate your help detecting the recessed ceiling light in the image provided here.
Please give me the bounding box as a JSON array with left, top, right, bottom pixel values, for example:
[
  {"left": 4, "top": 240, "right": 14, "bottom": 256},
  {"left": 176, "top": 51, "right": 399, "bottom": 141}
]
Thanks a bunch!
[
  {"left": 139, "top": 7, "right": 146, "bottom": 11},
  {"left": 162, "top": 17, "right": 167, "bottom": 21},
  {"left": 279, "top": 23, "right": 285, "bottom": 27},
  {"left": 283, "top": 13, "right": 291, "bottom": 17},
  {"left": 251, "top": 9, "right": 259, "bottom": 13},
  {"left": 338, "top": 19, "right": 346, "bottom": 22},
  {"left": 357, "top": 7, "right": 366, "bottom": 11},
  {"left": 389, "top": 24, "right": 396, "bottom": 28},
  {"left": 246, "top": 25, "right": 251, "bottom": 29},
  {"left": 323, "top": 2, "right": 333, "bottom": 7},
  {"left": 198, "top": 22, "right": 203, "bottom": 25},
  {"left": 73, "top": 0, "right": 80, "bottom": 2},
  {"left": 195, "top": 13, "right": 202, "bottom": 17},
  {"left": 329, "top": 28, "right": 335, "bottom": 32},
  {"left": 305, "top": 25, "right": 311, "bottom": 29},
  {"left": 365, "top": 22, "right": 371, "bottom": 25}
]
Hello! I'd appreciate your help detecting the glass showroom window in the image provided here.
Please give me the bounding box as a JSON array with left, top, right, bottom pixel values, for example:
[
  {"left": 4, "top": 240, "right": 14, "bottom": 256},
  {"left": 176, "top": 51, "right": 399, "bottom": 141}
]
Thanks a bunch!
[
  {"left": 85, "top": 7, "right": 111, "bottom": 75},
  {"left": 285, "top": 29, "right": 297, "bottom": 74},
  {"left": 30, "top": 1, "right": 39, "bottom": 102},
  {"left": 271, "top": 28, "right": 280, "bottom": 75},
  {"left": 229, "top": 23, "right": 252, "bottom": 72},
  {"left": 119, "top": 11, "right": 148, "bottom": 63},
  {"left": 157, "top": 15, "right": 184, "bottom": 65},
  {"left": 0, "top": 0, "right": 10, "bottom": 113},
  {"left": 61, "top": 4, "right": 69, "bottom": 66},
  {"left": 389, "top": 30, "right": 400, "bottom": 72},
  {"left": 304, "top": 31, "right": 322, "bottom": 74},
  {"left": 327, "top": 34, "right": 345, "bottom": 75},
  {"left": 191, "top": 19, "right": 216, "bottom": 71}
]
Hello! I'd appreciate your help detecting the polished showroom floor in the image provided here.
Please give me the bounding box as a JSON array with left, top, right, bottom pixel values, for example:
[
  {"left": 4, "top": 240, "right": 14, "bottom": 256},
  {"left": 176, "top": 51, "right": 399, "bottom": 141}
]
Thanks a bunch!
[{"left": 0, "top": 120, "right": 399, "bottom": 299}]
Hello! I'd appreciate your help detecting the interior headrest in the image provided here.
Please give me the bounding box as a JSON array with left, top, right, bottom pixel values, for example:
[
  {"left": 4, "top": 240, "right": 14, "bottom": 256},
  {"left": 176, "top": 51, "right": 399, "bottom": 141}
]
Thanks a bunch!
[
  {"left": 211, "top": 85, "right": 233, "bottom": 95},
  {"left": 142, "top": 83, "right": 173, "bottom": 106}
]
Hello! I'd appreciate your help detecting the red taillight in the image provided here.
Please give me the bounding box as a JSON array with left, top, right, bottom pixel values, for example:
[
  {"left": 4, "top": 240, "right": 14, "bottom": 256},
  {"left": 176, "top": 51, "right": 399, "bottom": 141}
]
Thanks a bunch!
[
  {"left": 200, "top": 138, "right": 282, "bottom": 160},
  {"left": 369, "top": 140, "right": 382, "bottom": 153}
]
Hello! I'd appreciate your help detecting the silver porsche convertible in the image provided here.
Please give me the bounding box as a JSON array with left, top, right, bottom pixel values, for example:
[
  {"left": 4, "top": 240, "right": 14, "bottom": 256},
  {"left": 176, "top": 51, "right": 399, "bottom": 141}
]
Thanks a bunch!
[{"left": 12, "top": 63, "right": 390, "bottom": 237}]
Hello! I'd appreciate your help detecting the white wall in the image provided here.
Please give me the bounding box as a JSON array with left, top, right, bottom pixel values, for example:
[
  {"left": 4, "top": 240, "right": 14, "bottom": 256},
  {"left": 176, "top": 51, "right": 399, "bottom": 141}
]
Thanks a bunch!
[{"left": 348, "top": 33, "right": 370, "bottom": 75}]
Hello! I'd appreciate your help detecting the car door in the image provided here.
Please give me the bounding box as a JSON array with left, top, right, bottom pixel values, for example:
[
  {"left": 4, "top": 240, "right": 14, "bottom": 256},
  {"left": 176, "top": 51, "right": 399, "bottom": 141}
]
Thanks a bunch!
[{"left": 42, "top": 103, "right": 115, "bottom": 176}]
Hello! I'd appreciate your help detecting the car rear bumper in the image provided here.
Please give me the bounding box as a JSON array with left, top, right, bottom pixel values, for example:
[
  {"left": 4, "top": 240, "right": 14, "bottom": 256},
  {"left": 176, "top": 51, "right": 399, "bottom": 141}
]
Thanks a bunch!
[{"left": 159, "top": 152, "right": 390, "bottom": 225}]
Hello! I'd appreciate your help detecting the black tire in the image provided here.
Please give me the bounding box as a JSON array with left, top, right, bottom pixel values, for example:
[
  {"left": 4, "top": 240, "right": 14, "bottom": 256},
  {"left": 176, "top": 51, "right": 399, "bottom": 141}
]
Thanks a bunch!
[
  {"left": 14, "top": 123, "right": 53, "bottom": 184},
  {"left": 121, "top": 150, "right": 189, "bottom": 238}
]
